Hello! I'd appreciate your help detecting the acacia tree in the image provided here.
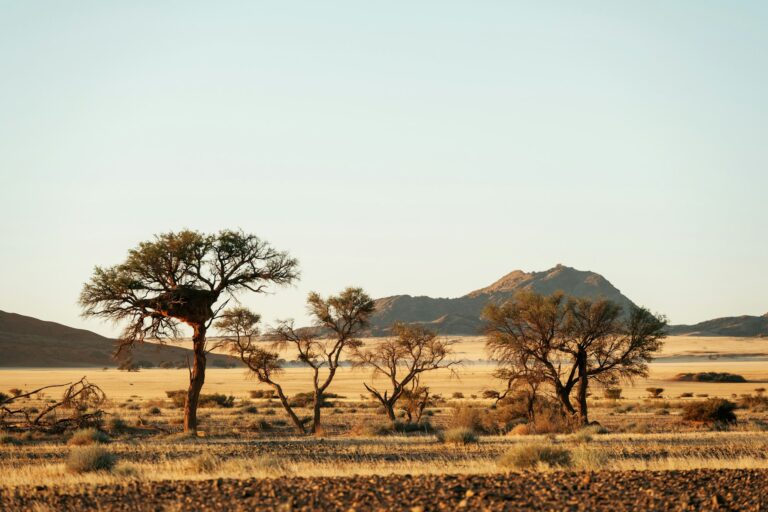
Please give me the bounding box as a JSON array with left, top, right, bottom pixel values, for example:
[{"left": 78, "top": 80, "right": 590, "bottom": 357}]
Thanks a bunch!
[
  {"left": 352, "top": 323, "right": 458, "bottom": 422},
  {"left": 227, "top": 287, "right": 374, "bottom": 435},
  {"left": 484, "top": 291, "right": 579, "bottom": 415},
  {"left": 217, "top": 306, "right": 307, "bottom": 433},
  {"left": 484, "top": 350, "right": 547, "bottom": 422},
  {"left": 79, "top": 229, "right": 299, "bottom": 433},
  {"left": 484, "top": 290, "right": 667, "bottom": 426}
]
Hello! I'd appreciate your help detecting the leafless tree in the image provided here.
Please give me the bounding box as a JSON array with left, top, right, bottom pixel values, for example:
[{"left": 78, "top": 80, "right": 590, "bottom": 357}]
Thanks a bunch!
[
  {"left": 224, "top": 287, "right": 374, "bottom": 435},
  {"left": 79, "top": 229, "right": 298, "bottom": 433},
  {"left": 352, "top": 323, "right": 458, "bottom": 422}
]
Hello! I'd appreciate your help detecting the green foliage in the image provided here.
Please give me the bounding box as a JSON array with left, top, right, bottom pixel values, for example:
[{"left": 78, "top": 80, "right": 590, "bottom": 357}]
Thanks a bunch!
[{"left": 674, "top": 372, "right": 747, "bottom": 383}]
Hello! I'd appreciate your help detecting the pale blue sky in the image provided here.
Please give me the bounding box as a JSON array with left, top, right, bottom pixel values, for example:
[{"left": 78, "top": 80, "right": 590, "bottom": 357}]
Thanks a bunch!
[{"left": 1, "top": 1, "right": 766, "bottom": 336}]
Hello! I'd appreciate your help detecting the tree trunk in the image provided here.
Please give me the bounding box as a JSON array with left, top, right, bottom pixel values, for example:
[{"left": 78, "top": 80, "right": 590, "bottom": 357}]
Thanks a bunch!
[
  {"left": 554, "top": 381, "right": 576, "bottom": 416},
  {"left": 576, "top": 351, "right": 589, "bottom": 425},
  {"left": 384, "top": 401, "right": 396, "bottom": 422},
  {"left": 311, "top": 389, "right": 322, "bottom": 435},
  {"left": 273, "top": 385, "right": 306, "bottom": 434},
  {"left": 184, "top": 324, "right": 207, "bottom": 434}
]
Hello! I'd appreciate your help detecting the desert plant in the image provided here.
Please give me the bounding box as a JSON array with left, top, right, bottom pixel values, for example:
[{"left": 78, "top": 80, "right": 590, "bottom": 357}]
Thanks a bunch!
[
  {"left": 603, "top": 387, "right": 622, "bottom": 400},
  {"left": 66, "top": 446, "right": 116, "bottom": 473},
  {"left": 440, "top": 427, "right": 478, "bottom": 445},
  {"left": 80, "top": 229, "right": 299, "bottom": 434},
  {"left": 646, "top": 387, "right": 664, "bottom": 399},
  {"left": 107, "top": 417, "right": 128, "bottom": 432},
  {"left": 68, "top": 428, "right": 110, "bottom": 446},
  {"left": 682, "top": 399, "right": 737, "bottom": 424},
  {"left": 497, "top": 443, "right": 572, "bottom": 470},
  {"left": 0, "top": 434, "right": 22, "bottom": 446}
]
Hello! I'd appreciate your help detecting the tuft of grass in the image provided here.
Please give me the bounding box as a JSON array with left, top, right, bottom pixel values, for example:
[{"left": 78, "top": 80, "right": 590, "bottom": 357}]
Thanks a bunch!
[
  {"left": 68, "top": 428, "right": 110, "bottom": 446},
  {"left": 683, "top": 399, "right": 737, "bottom": 424},
  {"left": 571, "top": 445, "right": 611, "bottom": 470},
  {"left": 188, "top": 452, "right": 220, "bottom": 473},
  {"left": 0, "top": 434, "right": 22, "bottom": 446},
  {"left": 497, "top": 443, "right": 572, "bottom": 470},
  {"left": 66, "top": 446, "right": 116, "bottom": 473},
  {"left": 440, "top": 427, "right": 478, "bottom": 445}
]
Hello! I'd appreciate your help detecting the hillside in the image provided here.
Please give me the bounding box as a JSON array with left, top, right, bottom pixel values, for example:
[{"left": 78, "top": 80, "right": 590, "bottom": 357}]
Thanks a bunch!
[
  {"left": 668, "top": 313, "right": 768, "bottom": 337},
  {"left": 0, "top": 310, "right": 239, "bottom": 368},
  {"left": 369, "top": 264, "right": 637, "bottom": 335}
]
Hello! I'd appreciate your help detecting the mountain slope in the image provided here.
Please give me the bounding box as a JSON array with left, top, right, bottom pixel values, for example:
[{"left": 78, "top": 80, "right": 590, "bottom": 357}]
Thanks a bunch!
[
  {"left": 0, "top": 310, "right": 237, "bottom": 367},
  {"left": 370, "top": 264, "right": 637, "bottom": 335},
  {"left": 667, "top": 313, "right": 768, "bottom": 337}
]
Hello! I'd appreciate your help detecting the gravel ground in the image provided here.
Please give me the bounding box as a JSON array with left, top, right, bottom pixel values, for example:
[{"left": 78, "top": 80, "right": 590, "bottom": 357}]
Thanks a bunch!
[{"left": 2, "top": 469, "right": 766, "bottom": 511}]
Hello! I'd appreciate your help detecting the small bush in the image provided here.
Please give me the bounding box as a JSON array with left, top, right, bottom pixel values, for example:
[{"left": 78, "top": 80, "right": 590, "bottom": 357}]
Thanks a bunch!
[
  {"left": 68, "top": 428, "right": 110, "bottom": 446},
  {"left": 674, "top": 372, "right": 746, "bottom": 383},
  {"left": 683, "top": 399, "right": 737, "bottom": 424},
  {"left": 0, "top": 434, "right": 22, "bottom": 446},
  {"left": 451, "top": 392, "right": 465, "bottom": 399},
  {"left": 249, "top": 389, "right": 276, "bottom": 399},
  {"left": 680, "top": 392, "right": 694, "bottom": 398},
  {"left": 188, "top": 453, "right": 219, "bottom": 473},
  {"left": 9, "top": 388, "right": 23, "bottom": 397},
  {"left": 497, "top": 443, "right": 572, "bottom": 470},
  {"left": 165, "top": 390, "right": 234, "bottom": 408},
  {"left": 147, "top": 406, "right": 162, "bottom": 415},
  {"left": 603, "top": 387, "right": 622, "bottom": 400},
  {"left": 440, "top": 427, "right": 478, "bottom": 445},
  {"left": 66, "top": 446, "right": 116, "bottom": 473},
  {"left": 108, "top": 417, "right": 128, "bottom": 433},
  {"left": 646, "top": 388, "right": 664, "bottom": 399},
  {"left": 243, "top": 406, "right": 259, "bottom": 414},
  {"left": 508, "top": 423, "right": 532, "bottom": 436}
]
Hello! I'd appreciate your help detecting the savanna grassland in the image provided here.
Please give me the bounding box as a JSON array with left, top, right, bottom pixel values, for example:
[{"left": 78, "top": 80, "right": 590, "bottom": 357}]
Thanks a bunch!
[{"left": 1, "top": 335, "right": 768, "bottom": 510}]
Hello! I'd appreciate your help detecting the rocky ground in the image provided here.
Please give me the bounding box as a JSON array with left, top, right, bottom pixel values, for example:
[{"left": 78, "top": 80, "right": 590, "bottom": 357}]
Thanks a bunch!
[{"left": 2, "top": 469, "right": 766, "bottom": 511}]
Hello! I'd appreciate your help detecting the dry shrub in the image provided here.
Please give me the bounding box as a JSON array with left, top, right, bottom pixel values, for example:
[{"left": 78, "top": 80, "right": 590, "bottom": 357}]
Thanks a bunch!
[
  {"left": 497, "top": 443, "right": 572, "bottom": 470},
  {"left": 439, "top": 427, "right": 478, "bottom": 445},
  {"left": 508, "top": 424, "right": 531, "bottom": 436},
  {"left": 0, "top": 434, "right": 22, "bottom": 446},
  {"left": 67, "top": 428, "right": 110, "bottom": 446},
  {"left": 188, "top": 452, "right": 220, "bottom": 473},
  {"left": 66, "top": 446, "right": 116, "bottom": 473},
  {"left": 683, "top": 399, "right": 737, "bottom": 424}
]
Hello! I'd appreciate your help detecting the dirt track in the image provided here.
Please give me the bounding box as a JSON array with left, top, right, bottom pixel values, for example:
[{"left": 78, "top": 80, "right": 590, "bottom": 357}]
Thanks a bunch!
[{"left": 2, "top": 469, "right": 765, "bottom": 511}]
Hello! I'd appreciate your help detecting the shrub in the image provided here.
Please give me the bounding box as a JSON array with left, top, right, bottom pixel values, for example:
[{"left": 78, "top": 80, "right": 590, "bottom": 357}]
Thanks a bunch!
[
  {"left": 0, "top": 392, "right": 9, "bottom": 404},
  {"left": 243, "top": 406, "right": 259, "bottom": 414},
  {"left": 289, "top": 392, "right": 333, "bottom": 408},
  {"left": 249, "top": 389, "right": 276, "bottom": 399},
  {"left": 108, "top": 417, "right": 128, "bottom": 433},
  {"left": 680, "top": 392, "right": 694, "bottom": 398},
  {"left": 188, "top": 453, "right": 220, "bottom": 473},
  {"left": 682, "top": 399, "right": 737, "bottom": 424},
  {"left": 451, "top": 392, "right": 465, "bottom": 399},
  {"left": 66, "top": 446, "right": 116, "bottom": 473},
  {"left": 497, "top": 443, "right": 572, "bottom": 470},
  {"left": 646, "top": 388, "right": 664, "bottom": 399},
  {"left": 674, "top": 372, "right": 746, "bottom": 383},
  {"left": 148, "top": 406, "right": 162, "bottom": 415},
  {"left": 603, "top": 387, "right": 622, "bottom": 400},
  {"left": 508, "top": 423, "right": 532, "bottom": 436},
  {"left": 165, "top": 390, "right": 234, "bottom": 408},
  {"left": 68, "top": 428, "right": 110, "bottom": 446},
  {"left": 9, "top": 388, "right": 23, "bottom": 397},
  {"left": 571, "top": 446, "right": 611, "bottom": 470},
  {"left": 352, "top": 419, "right": 394, "bottom": 437},
  {"left": 0, "top": 434, "right": 22, "bottom": 446},
  {"left": 440, "top": 427, "right": 478, "bottom": 445}
]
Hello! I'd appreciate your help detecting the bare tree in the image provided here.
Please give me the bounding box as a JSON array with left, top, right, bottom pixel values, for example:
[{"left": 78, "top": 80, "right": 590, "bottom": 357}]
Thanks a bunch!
[
  {"left": 79, "top": 229, "right": 299, "bottom": 433},
  {"left": 273, "top": 287, "right": 375, "bottom": 434},
  {"left": 352, "top": 323, "right": 458, "bottom": 422},
  {"left": 225, "top": 288, "right": 374, "bottom": 435},
  {"left": 217, "top": 307, "right": 307, "bottom": 434}
]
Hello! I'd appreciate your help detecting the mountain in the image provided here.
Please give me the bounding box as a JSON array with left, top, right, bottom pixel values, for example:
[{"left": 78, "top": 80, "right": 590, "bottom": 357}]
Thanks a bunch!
[
  {"left": 667, "top": 313, "right": 768, "bottom": 337},
  {"left": 369, "top": 264, "right": 637, "bottom": 335},
  {"left": 0, "top": 310, "right": 238, "bottom": 367}
]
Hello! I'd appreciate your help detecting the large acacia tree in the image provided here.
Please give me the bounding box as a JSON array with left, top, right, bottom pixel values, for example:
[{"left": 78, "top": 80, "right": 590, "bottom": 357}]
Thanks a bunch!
[
  {"left": 484, "top": 290, "right": 667, "bottom": 426},
  {"left": 79, "top": 229, "right": 299, "bottom": 433}
]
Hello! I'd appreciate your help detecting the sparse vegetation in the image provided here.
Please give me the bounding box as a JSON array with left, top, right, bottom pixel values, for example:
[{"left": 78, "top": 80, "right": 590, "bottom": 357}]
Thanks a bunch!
[{"left": 66, "top": 445, "right": 116, "bottom": 473}]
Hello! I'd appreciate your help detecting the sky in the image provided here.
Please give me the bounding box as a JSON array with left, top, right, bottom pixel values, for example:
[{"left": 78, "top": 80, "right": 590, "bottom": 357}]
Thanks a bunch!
[{"left": 1, "top": 1, "right": 766, "bottom": 337}]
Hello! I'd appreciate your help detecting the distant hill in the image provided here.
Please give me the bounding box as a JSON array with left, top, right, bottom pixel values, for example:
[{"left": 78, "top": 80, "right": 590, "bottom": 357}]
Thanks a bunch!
[
  {"left": 369, "top": 264, "right": 638, "bottom": 335},
  {"left": 668, "top": 314, "right": 768, "bottom": 337},
  {"left": 0, "top": 310, "right": 239, "bottom": 368}
]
